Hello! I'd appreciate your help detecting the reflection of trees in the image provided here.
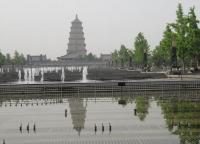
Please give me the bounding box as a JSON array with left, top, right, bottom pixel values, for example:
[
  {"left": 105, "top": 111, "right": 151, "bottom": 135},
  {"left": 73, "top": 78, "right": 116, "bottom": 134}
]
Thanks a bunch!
[
  {"left": 159, "top": 99, "right": 200, "bottom": 144},
  {"left": 135, "top": 97, "right": 150, "bottom": 121},
  {"left": 68, "top": 98, "right": 87, "bottom": 135},
  {"left": 117, "top": 95, "right": 134, "bottom": 106},
  {"left": 116, "top": 95, "right": 150, "bottom": 122}
]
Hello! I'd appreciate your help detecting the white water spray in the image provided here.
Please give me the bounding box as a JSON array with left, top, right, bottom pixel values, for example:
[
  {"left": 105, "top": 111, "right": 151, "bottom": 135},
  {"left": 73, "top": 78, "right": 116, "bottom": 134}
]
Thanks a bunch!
[
  {"left": 61, "top": 67, "right": 65, "bottom": 82},
  {"left": 18, "top": 70, "right": 22, "bottom": 81},
  {"left": 82, "top": 66, "right": 88, "bottom": 82}
]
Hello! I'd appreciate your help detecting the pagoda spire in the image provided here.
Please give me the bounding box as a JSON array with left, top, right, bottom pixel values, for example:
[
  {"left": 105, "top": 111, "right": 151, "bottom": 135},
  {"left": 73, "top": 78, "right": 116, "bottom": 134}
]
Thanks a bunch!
[{"left": 76, "top": 14, "right": 78, "bottom": 19}]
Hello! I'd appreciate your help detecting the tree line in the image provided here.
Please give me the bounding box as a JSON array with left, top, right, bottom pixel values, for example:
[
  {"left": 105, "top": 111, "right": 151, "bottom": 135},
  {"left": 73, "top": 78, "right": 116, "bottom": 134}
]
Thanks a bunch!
[
  {"left": 112, "top": 3, "right": 200, "bottom": 71},
  {"left": 112, "top": 32, "right": 149, "bottom": 69},
  {"left": 0, "top": 50, "right": 26, "bottom": 66}
]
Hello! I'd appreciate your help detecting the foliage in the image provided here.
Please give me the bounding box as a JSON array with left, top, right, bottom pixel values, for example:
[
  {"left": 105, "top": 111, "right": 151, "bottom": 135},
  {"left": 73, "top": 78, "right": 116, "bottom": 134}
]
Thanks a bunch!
[
  {"left": 135, "top": 97, "right": 149, "bottom": 121},
  {"left": 159, "top": 99, "right": 200, "bottom": 143},
  {"left": 134, "top": 32, "right": 150, "bottom": 66},
  {"left": 187, "top": 7, "right": 200, "bottom": 70},
  {"left": 85, "top": 52, "right": 97, "bottom": 61},
  {"left": 111, "top": 45, "right": 133, "bottom": 67},
  {"left": 151, "top": 3, "right": 200, "bottom": 71},
  {"left": 169, "top": 3, "right": 200, "bottom": 70},
  {"left": 79, "top": 53, "right": 98, "bottom": 61},
  {"left": 110, "top": 3, "right": 200, "bottom": 71},
  {"left": 152, "top": 46, "right": 164, "bottom": 66},
  {"left": 0, "top": 51, "right": 6, "bottom": 66},
  {"left": 112, "top": 50, "right": 119, "bottom": 66},
  {"left": 111, "top": 33, "right": 150, "bottom": 68},
  {"left": 152, "top": 25, "right": 173, "bottom": 66},
  {"left": 5, "top": 53, "right": 12, "bottom": 65},
  {"left": 15, "top": 51, "right": 26, "bottom": 65},
  {"left": 172, "top": 3, "right": 189, "bottom": 69},
  {"left": 118, "top": 45, "right": 130, "bottom": 67},
  {"left": 0, "top": 50, "right": 26, "bottom": 66}
]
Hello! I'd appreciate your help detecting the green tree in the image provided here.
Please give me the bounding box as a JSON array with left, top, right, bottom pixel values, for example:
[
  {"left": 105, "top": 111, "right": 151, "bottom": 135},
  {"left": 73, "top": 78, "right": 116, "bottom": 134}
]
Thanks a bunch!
[
  {"left": 134, "top": 32, "right": 150, "bottom": 67},
  {"left": 160, "top": 25, "right": 173, "bottom": 65},
  {"left": 13, "top": 50, "right": 20, "bottom": 65},
  {"left": 118, "top": 45, "right": 129, "bottom": 67},
  {"left": 187, "top": 7, "right": 200, "bottom": 71},
  {"left": 19, "top": 53, "right": 26, "bottom": 65},
  {"left": 5, "top": 53, "right": 12, "bottom": 65},
  {"left": 112, "top": 50, "right": 119, "bottom": 66},
  {"left": 152, "top": 45, "right": 164, "bottom": 67},
  {"left": 12, "top": 50, "right": 26, "bottom": 65},
  {"left": 0, "top": 51, "right": 6, "bottom": 66},
  {"left": 127, "top": 49, "right": 134, "bottom": 67},
  {"left": 170, "top": 3, "right": 189, "bottom": 70},
  {"left": 86, "top": 53, "right": 96, "bottom": 61},
  {"left": 152, "top": 25, "right": 173, "bottom": 67}
]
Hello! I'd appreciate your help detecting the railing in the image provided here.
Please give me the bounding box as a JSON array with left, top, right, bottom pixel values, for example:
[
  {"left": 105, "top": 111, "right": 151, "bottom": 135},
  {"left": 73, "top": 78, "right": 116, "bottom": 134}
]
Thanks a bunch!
[{"left": 1, "top": 80, "right": 200, "bottom": 97}]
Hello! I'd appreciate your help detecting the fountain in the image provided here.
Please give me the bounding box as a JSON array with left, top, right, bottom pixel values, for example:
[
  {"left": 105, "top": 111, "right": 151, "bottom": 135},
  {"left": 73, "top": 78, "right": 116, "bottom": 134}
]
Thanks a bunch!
[
  {"left": 61, "top": 67, "right": 65, "bottom": 82},
  {"left": 82, "top": 66, "right": 88, "bottom": 82},
  {"left": 41, "top": 68, "right": 44, "bottom": 82},
  {"left": 18, "top": 70, "right": 22, "bottom": 81}
]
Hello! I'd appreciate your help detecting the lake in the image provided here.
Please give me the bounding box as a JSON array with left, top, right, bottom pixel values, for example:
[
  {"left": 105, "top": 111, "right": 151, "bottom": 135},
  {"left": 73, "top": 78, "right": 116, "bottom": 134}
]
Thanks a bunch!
[{"left": 0, "top": 91, "right": 200, "bottom": 144}]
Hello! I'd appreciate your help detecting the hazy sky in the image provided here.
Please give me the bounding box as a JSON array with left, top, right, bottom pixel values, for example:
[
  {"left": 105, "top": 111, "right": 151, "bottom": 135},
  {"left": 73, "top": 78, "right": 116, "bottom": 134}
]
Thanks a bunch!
[{"left": 0, "top": 0, "right": 199, "bottom": 59}]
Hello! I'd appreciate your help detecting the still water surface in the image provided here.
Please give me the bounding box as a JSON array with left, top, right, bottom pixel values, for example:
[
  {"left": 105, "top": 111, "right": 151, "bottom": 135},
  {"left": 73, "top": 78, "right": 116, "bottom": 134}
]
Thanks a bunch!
[{"left": 0, "top": 93, "right": 199, "bottom": 144}]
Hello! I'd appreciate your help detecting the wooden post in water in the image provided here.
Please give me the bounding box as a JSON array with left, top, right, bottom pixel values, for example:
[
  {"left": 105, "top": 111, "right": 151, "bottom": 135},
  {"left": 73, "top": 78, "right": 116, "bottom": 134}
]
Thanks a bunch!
[
  {"left": 27, "top": 123, "right": 29, "bottom": 133},
  {"left": 109, "top": 123, "right": 112, "bottom": 132},
  {"left": 102, "top": 123, "right": 104, "bottom": 132},
  {"left": 33, "top": 123, "right": 36, "bottom": 132},
  {"left": 118, "top": 82, "right": 125, "bottom": 97},
  {"left": 19, "top": 123, "right": 22, "bottom": 133},
  {"left": 94, "top": 124, "right": 97, "bottom": 133},
  {"left": 134, "top": 109, "right": 137, "bottom": 116},
  {"left": 65, "top": 109, "right": 67, "bottom": 117}
]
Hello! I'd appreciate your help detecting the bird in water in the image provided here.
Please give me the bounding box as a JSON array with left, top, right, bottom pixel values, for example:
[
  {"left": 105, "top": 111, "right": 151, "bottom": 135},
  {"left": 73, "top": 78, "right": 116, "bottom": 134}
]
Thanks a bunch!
[
  {"left": 33, "top": 123, "right": 36, "bottom": 132},
  {"left": 19, "top": 123, "right": 22, "bottom": 133},
  {"left": 27, "top": 123, "right": 29, "bottom": 133},
  {"left": 102, "top": 123, "right": 104, "bottom": 132},
  {"left": 94, "top": 124, "right": 97, "bottom": 133},
  {"left": 109, "top": 123, "right": 112, "bottom": 132}
]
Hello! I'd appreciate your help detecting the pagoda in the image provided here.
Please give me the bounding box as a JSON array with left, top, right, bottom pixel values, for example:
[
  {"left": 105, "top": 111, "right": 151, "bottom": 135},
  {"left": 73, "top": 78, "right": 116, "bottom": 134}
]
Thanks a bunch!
[{"left": 58, "top": 15, "right": 87, "bottom": 60}]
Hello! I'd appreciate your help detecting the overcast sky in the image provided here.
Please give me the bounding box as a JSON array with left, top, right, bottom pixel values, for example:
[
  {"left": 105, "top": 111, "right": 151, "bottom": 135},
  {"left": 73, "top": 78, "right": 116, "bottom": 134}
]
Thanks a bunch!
[{"left": 0, "top": 0, "right": 199, "bottom": 59}]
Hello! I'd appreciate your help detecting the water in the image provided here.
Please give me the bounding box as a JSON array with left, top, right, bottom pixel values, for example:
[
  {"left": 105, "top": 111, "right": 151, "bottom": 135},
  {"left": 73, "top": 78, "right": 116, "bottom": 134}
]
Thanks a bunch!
[
  {"left": 0, "top": 92, "right": 200, "bottom": 144},
  {"left": 82, "top": 66, "right": 88, "bottom": 82},
  {"left": 61, "top": 67, "right": 65, "bottom": 82},
  {"left": 16, "top": 66, "right": 88, "bottom": 84},
  {"left": 18, "top": 70, "right": 22, "bottom": 81}
]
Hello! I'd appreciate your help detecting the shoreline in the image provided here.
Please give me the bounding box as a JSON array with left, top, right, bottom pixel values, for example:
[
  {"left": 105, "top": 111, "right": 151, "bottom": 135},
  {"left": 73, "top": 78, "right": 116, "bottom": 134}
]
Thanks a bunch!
[{"left": 0, "top": 79, "right": 200, "bottom": 96}]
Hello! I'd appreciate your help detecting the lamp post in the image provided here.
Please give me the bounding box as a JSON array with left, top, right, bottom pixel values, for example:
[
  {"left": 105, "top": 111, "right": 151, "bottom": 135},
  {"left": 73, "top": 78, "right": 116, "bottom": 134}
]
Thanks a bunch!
[{"left": 171, "top": 36, "right": 177, "bottom": 73}]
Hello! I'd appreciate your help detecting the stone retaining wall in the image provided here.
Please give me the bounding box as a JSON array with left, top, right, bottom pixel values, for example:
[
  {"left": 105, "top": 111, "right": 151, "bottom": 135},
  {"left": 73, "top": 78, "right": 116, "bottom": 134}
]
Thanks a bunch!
[
  {"left": 0, "top": 71, "right": 18, "bottom": 83},
  {"left": 43, "top": 71, "right": 62, "bottom": 81},
  {"left": 0, "top": 80, "right": 200, "bottom": 96},
  {"left": 64, "top": 69, "right": 82, "bottom": 81},
  {"left": 87, "top": 68, "right": 167, "bottom": 80}
]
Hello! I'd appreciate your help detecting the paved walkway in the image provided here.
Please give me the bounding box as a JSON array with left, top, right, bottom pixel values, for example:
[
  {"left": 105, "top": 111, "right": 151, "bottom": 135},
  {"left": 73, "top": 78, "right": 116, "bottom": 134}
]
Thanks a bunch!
[{"left": 168, "top": 74, "right": 200, "bottom": 80}]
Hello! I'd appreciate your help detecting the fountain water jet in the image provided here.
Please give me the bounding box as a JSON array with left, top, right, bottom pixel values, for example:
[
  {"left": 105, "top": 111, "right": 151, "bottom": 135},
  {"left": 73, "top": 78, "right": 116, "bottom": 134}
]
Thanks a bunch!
[
  {"left": 18, "top": 70, "right": 22, "bottom": 81},
  {"left": 82, "top": 66, "right": 88, "bottom": 82},
  {"left": 61, "top": 67, "right": 65, "bottom": 82}
]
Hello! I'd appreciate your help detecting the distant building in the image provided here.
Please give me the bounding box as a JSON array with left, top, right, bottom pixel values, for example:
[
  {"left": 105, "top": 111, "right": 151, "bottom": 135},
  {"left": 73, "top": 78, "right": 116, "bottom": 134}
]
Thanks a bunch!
[
  {"left": 100, "top": 54, "right": 112, "bottom": 61},
  {"left": 58, "top": 15, "right": 87, "bottom": 60},
  {"left": 27, "top": 54, "right": 47, "bottom": 64}
]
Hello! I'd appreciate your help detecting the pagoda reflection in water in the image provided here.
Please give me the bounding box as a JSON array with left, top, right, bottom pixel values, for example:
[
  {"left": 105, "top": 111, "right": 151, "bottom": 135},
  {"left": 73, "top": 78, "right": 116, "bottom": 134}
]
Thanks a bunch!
[{"left": 68, "top": 97, "right": 87, "bottom": 135}]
